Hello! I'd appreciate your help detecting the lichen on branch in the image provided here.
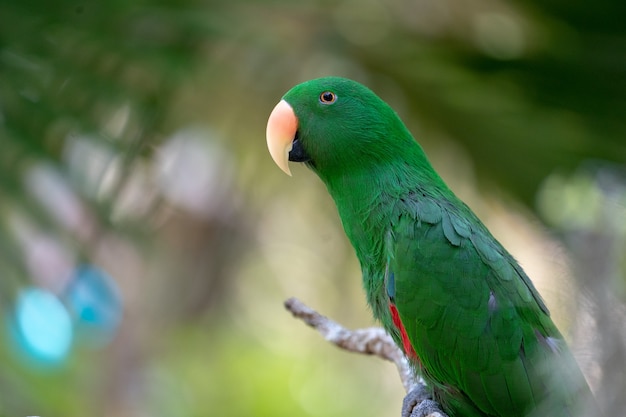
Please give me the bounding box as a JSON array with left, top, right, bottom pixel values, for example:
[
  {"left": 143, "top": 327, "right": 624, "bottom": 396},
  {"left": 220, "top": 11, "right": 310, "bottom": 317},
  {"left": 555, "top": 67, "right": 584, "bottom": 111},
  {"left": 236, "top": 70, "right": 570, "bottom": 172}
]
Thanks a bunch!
[{"left": 283, "top": 297, "right": 447, "bottom": 417}]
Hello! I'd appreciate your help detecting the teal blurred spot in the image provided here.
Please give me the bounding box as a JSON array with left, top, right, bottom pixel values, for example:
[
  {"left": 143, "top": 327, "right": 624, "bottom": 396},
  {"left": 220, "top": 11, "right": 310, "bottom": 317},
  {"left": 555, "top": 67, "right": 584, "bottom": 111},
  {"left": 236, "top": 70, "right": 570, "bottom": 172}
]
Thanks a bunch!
[
  {"left": 65, "top": 265, "right": 122, "bottom": 347},
  {"left": 13, "top": 288, "right": 73, "bottom": 364}
]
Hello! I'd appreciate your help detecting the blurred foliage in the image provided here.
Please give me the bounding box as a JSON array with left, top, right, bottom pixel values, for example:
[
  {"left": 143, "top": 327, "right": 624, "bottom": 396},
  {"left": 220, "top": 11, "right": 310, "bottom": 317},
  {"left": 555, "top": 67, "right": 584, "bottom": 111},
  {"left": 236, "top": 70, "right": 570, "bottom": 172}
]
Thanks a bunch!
[{"left": 0, "top": 0, "right": 625, "bottom": 416}]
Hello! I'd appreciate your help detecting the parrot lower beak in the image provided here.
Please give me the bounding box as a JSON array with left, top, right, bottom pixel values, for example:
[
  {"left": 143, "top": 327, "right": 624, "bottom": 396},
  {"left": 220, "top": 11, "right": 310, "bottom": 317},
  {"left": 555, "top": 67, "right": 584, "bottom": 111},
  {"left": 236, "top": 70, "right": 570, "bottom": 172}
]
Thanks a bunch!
[{"left": 266, "top": 100, "right": 298, "bottom": 176}]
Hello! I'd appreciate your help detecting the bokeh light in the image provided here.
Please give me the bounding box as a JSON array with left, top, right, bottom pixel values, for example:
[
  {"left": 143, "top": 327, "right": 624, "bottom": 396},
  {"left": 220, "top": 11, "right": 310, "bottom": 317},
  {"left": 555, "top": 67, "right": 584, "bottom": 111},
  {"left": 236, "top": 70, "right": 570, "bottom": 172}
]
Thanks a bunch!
[
  {"left": 64, "top": 265, "right": 122, "bottom": 348},
  {"left": 10, "top": 288, "right": 73, "bottom": 365}
]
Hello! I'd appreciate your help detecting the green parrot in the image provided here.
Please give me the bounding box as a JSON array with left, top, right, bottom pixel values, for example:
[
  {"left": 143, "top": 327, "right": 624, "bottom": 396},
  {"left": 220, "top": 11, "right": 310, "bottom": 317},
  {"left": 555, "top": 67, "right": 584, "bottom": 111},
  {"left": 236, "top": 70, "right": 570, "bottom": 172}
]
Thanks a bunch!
[{"left": 265, "top": 77, "right": 597, "bottom": 417}]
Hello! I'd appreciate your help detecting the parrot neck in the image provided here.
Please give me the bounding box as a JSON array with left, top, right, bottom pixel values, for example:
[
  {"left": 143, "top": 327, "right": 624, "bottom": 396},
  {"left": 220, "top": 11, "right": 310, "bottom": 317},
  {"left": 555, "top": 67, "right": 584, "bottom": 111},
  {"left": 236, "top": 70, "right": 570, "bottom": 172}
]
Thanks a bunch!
[
  {"left": 321, "top": 157, "right": 446, "bottom": 270},
  {"left": 313, "top": 148, "right": 454, "bottom": 321}
]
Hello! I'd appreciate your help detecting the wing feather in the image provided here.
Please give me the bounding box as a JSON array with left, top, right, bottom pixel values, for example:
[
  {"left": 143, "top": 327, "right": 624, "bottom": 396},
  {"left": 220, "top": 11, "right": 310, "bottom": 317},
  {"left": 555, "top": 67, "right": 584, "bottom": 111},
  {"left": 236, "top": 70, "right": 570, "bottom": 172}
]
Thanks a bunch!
[{"left": 388, "top": 197, "right": 596, "bottom": 416}]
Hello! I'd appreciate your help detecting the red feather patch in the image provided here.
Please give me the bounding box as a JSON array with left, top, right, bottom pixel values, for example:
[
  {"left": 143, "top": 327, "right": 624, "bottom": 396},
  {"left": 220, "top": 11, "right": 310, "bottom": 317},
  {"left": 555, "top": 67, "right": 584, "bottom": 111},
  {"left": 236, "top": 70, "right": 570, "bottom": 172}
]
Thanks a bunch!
[{"left": 389, "top": 303, "right": 418, "bottom": 361}]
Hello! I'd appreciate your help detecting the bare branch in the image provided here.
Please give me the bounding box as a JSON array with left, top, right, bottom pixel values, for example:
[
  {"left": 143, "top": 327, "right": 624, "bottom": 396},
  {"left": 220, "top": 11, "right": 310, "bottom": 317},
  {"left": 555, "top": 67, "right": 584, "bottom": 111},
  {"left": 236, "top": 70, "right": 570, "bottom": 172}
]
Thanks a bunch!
[{"left": 284, "top": 297, "right": 447, "bottom": 417}]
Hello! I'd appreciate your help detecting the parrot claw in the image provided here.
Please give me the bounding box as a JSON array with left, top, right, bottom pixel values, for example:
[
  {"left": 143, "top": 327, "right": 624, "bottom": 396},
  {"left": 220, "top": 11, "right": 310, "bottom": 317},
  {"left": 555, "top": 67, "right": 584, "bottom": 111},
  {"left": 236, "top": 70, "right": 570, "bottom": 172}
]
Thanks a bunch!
[{"left": 402, "top": 385, "right": 447, "bottom": 417}]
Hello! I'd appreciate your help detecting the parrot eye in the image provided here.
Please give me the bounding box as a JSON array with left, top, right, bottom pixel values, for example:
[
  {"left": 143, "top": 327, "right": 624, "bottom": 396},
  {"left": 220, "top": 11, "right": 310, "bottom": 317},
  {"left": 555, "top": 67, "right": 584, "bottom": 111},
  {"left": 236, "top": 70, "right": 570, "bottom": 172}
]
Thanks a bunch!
[{"left": 319, "top": 91, "right": 336, "bottom": 104}]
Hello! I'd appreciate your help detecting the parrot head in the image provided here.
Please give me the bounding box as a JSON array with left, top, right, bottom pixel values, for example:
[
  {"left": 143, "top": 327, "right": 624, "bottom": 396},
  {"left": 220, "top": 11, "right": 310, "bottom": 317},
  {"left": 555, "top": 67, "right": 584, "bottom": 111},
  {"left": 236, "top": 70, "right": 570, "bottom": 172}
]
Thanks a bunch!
[{"left": 266, "top": 77, "right": 418, "bottom": 179}]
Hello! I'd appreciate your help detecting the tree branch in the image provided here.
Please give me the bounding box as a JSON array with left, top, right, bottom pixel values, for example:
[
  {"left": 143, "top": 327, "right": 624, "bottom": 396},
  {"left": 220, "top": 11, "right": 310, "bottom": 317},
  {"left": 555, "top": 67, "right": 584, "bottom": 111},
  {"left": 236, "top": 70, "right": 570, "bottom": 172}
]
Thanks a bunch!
[{"left": 284, "top": 297, "right": 447, "bottom": 417}]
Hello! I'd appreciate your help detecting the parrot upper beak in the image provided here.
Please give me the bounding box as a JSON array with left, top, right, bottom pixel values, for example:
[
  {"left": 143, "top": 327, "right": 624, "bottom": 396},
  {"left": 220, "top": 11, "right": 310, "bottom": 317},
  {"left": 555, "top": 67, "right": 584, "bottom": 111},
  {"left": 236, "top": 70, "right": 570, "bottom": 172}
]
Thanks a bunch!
[{"left": 266, "top": 99, "right": 298, "bottom": 176}]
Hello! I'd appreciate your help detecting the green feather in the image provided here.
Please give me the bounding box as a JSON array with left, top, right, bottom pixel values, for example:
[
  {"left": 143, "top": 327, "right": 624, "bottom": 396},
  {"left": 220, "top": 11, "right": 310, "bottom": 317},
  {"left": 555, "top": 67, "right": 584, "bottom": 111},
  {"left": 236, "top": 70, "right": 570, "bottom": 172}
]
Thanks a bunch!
[{"left": 278, "top": 77, "right": 598, "bottom": 417}]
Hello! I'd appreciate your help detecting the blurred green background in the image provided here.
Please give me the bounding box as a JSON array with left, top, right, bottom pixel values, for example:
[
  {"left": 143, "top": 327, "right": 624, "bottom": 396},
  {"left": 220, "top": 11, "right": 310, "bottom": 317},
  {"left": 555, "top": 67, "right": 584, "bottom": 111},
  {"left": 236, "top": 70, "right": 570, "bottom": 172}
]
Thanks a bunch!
[{"left": 0, "top": 0, "right": 625, "bottom": 416}]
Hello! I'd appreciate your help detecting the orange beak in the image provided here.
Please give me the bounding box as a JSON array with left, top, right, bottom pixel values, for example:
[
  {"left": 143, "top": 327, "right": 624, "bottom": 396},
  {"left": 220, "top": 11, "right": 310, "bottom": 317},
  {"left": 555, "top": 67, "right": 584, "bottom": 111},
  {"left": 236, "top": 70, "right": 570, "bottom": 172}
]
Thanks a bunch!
[{"left": 266, "top": 100, "right": 298, "bottom": 176}]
